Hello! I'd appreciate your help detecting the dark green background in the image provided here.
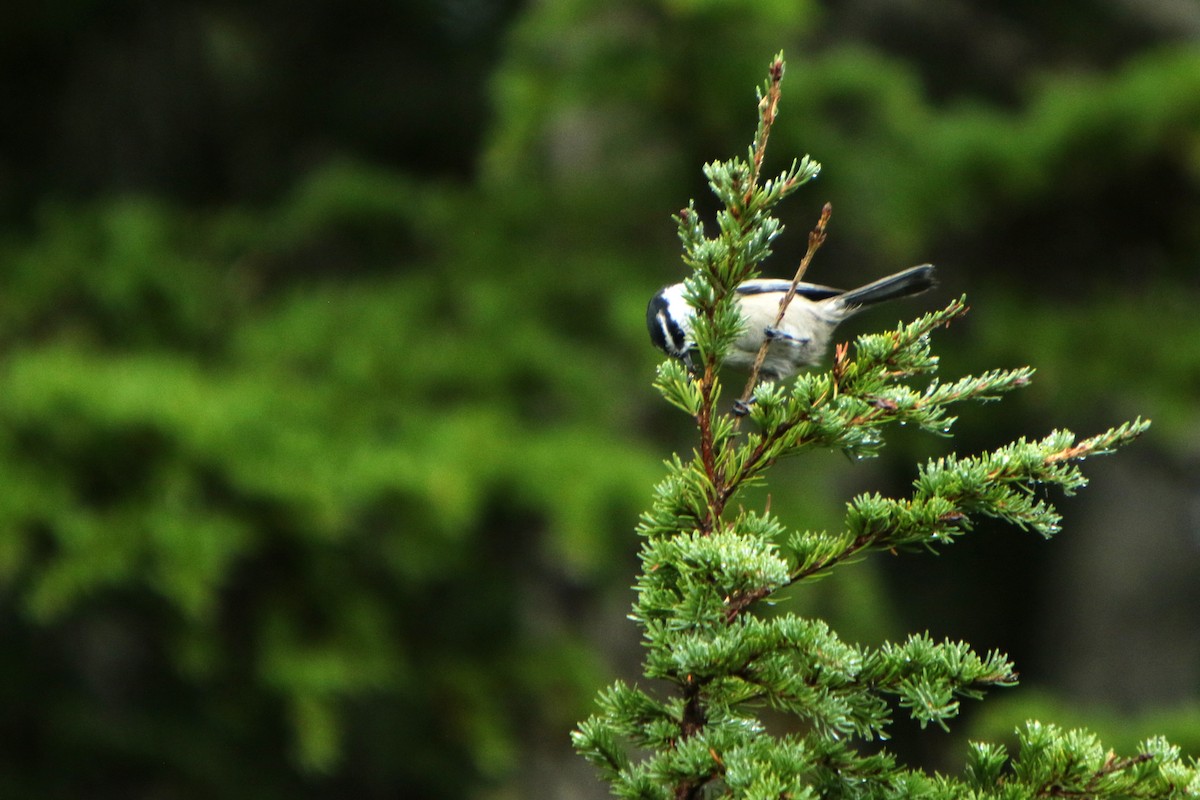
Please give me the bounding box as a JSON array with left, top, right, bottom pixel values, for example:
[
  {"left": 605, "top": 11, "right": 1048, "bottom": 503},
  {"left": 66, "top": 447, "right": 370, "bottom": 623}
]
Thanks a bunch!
[{"left": 2, "top": 1, "right": 1199, "bottom": 797}]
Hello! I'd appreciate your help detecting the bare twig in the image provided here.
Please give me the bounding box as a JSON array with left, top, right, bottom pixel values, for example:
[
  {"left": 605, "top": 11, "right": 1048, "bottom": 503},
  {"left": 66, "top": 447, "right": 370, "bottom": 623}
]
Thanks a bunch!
[{"left": 735, "top": 202, "right": 833, "bottom": 414}]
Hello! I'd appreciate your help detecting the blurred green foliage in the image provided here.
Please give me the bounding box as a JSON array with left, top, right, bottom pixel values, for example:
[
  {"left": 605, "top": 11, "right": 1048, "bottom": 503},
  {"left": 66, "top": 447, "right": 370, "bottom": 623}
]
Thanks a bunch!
[
  {"left": 1, "top": 1, "right": 1198, "bottom": 798},
  {"left": 0, "top": 162, "right": 664, "bottom": 797}
]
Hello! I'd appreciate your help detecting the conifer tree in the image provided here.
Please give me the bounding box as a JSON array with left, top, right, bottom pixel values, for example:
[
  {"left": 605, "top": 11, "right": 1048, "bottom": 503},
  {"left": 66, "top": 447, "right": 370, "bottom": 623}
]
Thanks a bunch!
[{"left": 573, "top": 55, "right": 1198, "bottom": 799}]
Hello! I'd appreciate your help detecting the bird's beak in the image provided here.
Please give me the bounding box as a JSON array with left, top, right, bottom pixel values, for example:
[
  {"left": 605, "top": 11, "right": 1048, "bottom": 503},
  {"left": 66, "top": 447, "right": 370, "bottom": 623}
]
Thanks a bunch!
[{"left": 682, "top": 350, "right": 698, "bottom": 376}]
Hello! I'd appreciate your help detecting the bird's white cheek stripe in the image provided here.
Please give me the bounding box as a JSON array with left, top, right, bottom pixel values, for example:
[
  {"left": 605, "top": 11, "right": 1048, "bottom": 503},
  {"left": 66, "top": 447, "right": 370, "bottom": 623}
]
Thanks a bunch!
[{"left": 658, "top": 313, "right": 677, "bottom": 353}]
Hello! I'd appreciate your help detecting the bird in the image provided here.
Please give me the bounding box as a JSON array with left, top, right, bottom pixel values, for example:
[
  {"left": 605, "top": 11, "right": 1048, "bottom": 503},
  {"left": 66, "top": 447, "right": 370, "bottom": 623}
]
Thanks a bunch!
[{"left": 646, "top": 264, "right": 936, "bottom": 381}]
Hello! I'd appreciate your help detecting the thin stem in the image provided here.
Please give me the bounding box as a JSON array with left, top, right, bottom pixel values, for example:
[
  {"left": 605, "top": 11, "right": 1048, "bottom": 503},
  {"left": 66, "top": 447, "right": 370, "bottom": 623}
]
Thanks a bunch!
[
  {"left": 735, "top": 202, "right": 833, "bottom": 414},
  {"left": 744, "top": 55, "right": 785, "bottom": 206},
  {"left": 672, "top": 679, "right": 713, "bottom": 799},
  {"left": 696, "top": 360, "right": 722, "bottom": 533},
  {"left": 694, "top": 58, "right": 790, "bottom": 532}
]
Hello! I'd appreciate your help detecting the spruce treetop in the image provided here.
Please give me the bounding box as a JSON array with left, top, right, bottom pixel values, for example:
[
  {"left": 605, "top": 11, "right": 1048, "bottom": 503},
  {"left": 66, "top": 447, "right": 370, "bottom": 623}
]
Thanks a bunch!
[{"left": 573, "top": 54, "right": 1194, "bottom": 800}]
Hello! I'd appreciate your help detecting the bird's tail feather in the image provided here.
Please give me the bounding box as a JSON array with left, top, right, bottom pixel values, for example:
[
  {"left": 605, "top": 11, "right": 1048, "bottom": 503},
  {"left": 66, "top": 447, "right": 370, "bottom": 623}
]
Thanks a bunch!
[{"left": 836, "top": 264, "right": 936, "bottom": 308}]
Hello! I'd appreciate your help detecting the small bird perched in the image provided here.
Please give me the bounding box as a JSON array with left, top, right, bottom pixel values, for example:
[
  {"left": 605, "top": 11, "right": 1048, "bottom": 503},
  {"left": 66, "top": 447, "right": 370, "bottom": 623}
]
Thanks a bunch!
[{"left": 646, "top": 264, "right": 936, "bottom": 381}]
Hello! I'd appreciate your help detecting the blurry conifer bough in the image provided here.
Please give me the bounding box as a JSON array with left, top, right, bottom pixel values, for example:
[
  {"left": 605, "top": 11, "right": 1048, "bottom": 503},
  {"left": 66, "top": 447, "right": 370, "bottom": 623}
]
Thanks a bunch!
[{"left": 572, "top": 53, "right": 1195, "bottom": 799}]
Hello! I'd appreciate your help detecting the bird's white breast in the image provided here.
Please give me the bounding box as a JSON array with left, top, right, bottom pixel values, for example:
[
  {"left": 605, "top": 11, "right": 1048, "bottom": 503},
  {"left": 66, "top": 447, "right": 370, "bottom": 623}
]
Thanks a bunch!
[{"left": 730, "top": 293, "right": 839, "bottom": 378}]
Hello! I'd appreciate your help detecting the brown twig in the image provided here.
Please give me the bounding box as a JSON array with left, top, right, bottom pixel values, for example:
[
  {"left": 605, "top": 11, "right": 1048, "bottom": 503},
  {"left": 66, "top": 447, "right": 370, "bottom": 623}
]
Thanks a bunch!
[
  {"left": 744, "top": 56, "right": 785, "bottom": 207},
  {"left": 735, "top": 202, "right": 833, "bottom": 414},
  {"left": 671, "top": 678, "right": 712, "bottom": 800},
  {"left": 696, "top": 361, "right": 720, "bottom": 518}
]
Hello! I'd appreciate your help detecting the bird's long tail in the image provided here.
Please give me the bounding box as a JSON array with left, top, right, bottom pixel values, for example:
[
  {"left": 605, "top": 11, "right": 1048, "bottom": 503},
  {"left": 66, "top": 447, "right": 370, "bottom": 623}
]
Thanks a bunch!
[{"left": 836, "top": 264, "right": 937, "bottom": 308}]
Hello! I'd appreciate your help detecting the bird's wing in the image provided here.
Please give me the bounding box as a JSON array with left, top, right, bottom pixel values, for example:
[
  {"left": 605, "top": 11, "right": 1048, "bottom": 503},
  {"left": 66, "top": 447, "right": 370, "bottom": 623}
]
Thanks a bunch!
[{"left": 736, "top": 279, "right": 844, "bottom": 301}]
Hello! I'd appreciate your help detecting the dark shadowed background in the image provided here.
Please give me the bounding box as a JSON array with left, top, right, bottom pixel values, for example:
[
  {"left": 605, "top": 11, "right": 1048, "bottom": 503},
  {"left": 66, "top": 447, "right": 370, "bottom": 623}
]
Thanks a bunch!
[{"left": 1, "top": 1, "right": 1199, "bottom": 798}]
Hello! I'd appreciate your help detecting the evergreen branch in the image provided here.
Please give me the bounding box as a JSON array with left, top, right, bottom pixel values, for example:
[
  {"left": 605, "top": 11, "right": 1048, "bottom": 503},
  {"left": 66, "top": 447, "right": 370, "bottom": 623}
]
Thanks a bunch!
[
  {"left": 989, "top": 724, "right": 1192, "bottom": 800},
  {"left": 646, "top": 617, "right": 1018, "bottom": 741},
  {"left": 840, "top": 296, "right": 971, "bottom": 382},
  {"left": 727, "top": 300, "right": 1023, "bottom": 495},
  {"left": 1039, "top": 752, "right": 1156, "bottom": 798},
  {"left": 862, "top": 634, "right": 1018, "bottom": 731},
  {"left": 572, "top": 716, "right": 632, "bottom": 780},
  {"left": 785, "top": 420, "right": 1152, "bottom": 585},
  {"left": 1043, "top": 418, "right": 1150, "bottom": 463},
  {"left": 744, "top": 53, "right": 785, "bottom": 207}
]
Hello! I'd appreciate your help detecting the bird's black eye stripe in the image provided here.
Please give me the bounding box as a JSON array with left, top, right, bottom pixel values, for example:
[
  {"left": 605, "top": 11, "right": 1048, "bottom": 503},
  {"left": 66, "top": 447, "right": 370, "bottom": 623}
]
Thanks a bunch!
[
  {"left": 661, "top": 312, "right": 687, "bottom": 354},
  {"left": 646, "top": 295, "right": 670, "bottom": 352},
  {"left": 646, "top": 294, "right": 688, "bottom": 356}
]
